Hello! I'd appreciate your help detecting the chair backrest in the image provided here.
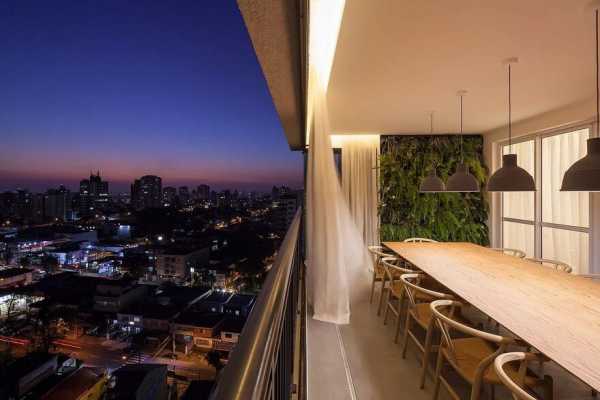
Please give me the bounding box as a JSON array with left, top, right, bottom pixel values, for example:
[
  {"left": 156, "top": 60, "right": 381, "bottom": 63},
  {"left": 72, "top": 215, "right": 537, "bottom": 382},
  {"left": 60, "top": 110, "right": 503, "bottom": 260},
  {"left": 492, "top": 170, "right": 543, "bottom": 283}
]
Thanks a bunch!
[
  {"left": 400, "top": 273, "right": 452, "bottom": 308},
  {"left": 403, "top": 237, "right": 438, "bottom": 243},
  {"left": 527, "top": 258, "right": 572, "bottom": 274},
  {"left": 430, "top": 300, "right": 513, "bottom": 363},
  {"left": 491, "top": 248, "right": 526, "bottom": 258},
  {"left": 494, "top": 352, "right": 540, "bottom": 400},
  {"left": 381, "top": 257, "right": 413, "bottom": 282},
  {"left": 367, "top": 245, "right": 392, "bottom": 270}
]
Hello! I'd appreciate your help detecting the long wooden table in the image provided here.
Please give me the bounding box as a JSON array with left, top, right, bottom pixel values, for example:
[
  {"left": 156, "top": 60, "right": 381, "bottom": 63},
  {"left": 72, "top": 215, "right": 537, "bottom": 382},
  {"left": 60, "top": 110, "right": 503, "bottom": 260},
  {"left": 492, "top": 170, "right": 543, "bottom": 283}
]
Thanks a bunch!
[{"left": 383, "top": 241, "right": 600, "bottom": 391}]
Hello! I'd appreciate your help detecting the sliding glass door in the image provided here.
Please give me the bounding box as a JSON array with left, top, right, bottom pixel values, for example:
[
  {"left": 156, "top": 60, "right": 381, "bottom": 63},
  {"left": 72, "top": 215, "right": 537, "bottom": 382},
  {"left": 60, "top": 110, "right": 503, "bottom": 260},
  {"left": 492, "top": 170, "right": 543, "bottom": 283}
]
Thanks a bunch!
[{"left": 501, "top": 127, "right": 591, "bottom": 273}]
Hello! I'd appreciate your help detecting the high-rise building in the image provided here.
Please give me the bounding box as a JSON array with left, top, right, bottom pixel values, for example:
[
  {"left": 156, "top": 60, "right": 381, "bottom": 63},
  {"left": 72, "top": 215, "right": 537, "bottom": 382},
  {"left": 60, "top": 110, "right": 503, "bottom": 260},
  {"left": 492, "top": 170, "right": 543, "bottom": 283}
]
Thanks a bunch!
[
  {"left": 44, "top": 186, "right": 71, "bottom": 221},
  {"left": 197, "top": 184, "right": 210, "bottom": 201},
  {"left": 131, "top": 175, "right": 162, "bottom": 210},
  {"left": 178, "top": 186, "right": 190, "bottom": 205},
  {"left": 162, "top": 186, "right": 177, "bottom": 205},
  {"left": 79, "top": 171, "right": 109, "bottom": 216}
]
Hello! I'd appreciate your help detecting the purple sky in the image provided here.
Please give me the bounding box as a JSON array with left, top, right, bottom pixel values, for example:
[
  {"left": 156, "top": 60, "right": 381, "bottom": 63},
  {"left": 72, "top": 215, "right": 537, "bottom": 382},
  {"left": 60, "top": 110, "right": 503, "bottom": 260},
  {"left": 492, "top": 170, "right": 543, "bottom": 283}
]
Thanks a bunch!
[{"left": 0, "top": 0, "right": 303, "bottom": 193}]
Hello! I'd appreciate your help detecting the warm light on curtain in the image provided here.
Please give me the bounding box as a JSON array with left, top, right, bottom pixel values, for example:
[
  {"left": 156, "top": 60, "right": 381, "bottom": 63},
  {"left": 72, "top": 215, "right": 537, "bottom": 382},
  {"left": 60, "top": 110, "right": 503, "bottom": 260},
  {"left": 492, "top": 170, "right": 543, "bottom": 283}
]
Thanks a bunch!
[
  {"left": 501, "top": 128, "right": 591, "bottom": 273},
  {"left": 305, "top": 0, "right": 370, "bottom": 325},
  {"left": 331, "top": 135, "right": 380, "bottom": 247}
]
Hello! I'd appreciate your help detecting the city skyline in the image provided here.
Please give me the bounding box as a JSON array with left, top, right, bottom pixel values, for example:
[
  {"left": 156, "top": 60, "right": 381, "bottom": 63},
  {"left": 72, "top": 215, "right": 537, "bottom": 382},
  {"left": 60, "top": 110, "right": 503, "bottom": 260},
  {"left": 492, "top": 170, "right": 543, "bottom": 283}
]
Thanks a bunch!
[
  {"left": 0, "top": 0, "right": 303, "bottom": 193},
  {"left": 0, "top": 170, "right": 302, "bottom": 194}
]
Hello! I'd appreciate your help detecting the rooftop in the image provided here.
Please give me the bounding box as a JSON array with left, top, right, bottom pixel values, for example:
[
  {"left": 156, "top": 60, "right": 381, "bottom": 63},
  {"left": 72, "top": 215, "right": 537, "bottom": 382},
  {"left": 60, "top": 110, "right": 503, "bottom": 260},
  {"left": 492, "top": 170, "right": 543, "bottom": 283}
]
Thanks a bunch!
[
  {"left": 224, "top": 293, "right": 255, "bottom": 307},
  {"left": 0, "top": 267, "right": 33, "bottom": 279},
  {"left": 202, "top": 291, "right": 233, "bottom": 304},
  {"left": 41, "top": 367, "right": 105, "bottom": 400},
  {"left": 110, "top": 364, "right": 167, "bottom": 399},
  {"left": 220, "top": 317, "right": 246, "bottom": 334},
  {"left": 173, "top": 311, "right": 224, "bottom": 328}
]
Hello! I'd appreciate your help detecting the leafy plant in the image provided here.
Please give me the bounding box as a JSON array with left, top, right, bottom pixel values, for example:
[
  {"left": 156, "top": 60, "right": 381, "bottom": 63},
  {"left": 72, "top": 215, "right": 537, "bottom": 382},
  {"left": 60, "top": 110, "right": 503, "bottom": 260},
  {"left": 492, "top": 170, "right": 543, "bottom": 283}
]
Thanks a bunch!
[{"left": 379, "top": 135, "right": 489, "bottom": 245}]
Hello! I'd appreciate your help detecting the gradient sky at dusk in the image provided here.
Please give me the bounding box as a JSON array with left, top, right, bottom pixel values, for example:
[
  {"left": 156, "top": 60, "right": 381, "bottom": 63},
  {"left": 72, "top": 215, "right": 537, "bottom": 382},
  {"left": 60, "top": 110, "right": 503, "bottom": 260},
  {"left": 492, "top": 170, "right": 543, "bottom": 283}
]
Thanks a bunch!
[{"left": 0, "top": 0, "right": 303, "bottom": 193}]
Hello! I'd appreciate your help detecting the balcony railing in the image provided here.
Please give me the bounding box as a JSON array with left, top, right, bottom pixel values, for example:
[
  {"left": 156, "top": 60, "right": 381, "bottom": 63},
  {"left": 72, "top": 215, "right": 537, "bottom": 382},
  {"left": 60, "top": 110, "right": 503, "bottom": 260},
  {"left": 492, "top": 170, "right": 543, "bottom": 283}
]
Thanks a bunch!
[{"left": 209, "top": 208, "right": 305, "bottom": 400}]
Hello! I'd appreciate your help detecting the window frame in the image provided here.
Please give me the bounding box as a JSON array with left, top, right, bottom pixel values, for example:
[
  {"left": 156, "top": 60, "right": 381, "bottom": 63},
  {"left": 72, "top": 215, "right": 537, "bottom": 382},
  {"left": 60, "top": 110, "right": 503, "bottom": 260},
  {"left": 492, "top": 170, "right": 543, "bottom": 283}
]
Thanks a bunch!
[{"left": 498, "top": 123, "right": 592, "bottom": 270}]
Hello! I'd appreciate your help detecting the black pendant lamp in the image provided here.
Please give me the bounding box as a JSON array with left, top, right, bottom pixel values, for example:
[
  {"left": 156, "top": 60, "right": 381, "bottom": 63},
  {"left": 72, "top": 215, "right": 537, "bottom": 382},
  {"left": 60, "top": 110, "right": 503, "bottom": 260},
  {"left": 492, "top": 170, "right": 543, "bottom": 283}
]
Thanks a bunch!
[
  {"left": 561, "top": 7, "right": 600, "bottom": 191},
  {"left": 420, "top": 111, "right": 446, "bottom": 193},
  {"left": 446, "top": 90, "right": 480, "bottom": 192},
  {"left": 487, "top": 58, "right": 535, "bottom": 192}
]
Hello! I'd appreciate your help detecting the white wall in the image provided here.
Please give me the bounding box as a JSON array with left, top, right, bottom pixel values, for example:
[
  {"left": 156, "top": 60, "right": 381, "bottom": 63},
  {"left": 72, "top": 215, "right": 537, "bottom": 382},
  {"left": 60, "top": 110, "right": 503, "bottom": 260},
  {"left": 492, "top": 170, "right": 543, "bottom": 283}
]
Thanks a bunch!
[{"left": 483, "top": 96, "right": 600, "bottom": 273}]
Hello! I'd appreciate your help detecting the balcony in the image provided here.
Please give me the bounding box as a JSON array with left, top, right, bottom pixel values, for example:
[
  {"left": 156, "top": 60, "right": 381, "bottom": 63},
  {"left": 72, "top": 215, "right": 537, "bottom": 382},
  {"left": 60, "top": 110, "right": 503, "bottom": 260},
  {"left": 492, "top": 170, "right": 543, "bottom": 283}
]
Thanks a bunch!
[{"left": 207, "top": 1, "right": 600, "bottom": 399}]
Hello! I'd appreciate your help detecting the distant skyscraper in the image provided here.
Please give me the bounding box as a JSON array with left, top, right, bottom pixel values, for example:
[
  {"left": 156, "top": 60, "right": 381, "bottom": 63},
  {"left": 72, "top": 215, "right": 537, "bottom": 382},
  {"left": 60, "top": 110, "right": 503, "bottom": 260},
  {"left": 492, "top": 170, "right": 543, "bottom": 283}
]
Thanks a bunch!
[
  {"left": 178, "top": 186, "right": 190, "bottom": 205},
  {"left": 45, "top": 186, "right": 70, "bottom": 221},
  {"left": 79, "top": 171, "right": 109, "bottom": 216},
  {"left": 162, "top": 186, "right": 177, "bottom": 205},
  {"left": 197, "top": 184, "right": 210, "bottom": 201},
  {"left": 131, "top": 175, "right": 163, "bottom": 210}
]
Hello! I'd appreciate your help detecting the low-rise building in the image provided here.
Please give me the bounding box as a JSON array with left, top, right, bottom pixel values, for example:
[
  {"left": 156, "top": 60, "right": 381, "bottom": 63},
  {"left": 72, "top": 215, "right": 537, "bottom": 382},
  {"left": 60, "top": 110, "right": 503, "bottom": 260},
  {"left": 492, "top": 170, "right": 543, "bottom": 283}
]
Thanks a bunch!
[
  {"left": 93, "top": 280, "right": 147, "bottom": 313},
  {"left": 107, "top": 364, "right": 168, "bottom": 400},
  {"left": 0, "top": 267, "right": 33, "bottom": 288},
  {"left": 171, "top": 312, "right": 224, "bottom": 352},
  {"left": 193, "top": 290, "right": 233, "bottom": 314},
  {"left": 156, "top": 247, "right": 209, "bottom": 280},
  {"left": 223, "top": 294, "right": 255, "bottom": 317},
  {"left": 1, "top": 353, "right": 58, "bottom": 399},
  {"left": 116, "top": 304, "right": 178, "bottom": 334},
  {"left": 41, "top": 366, "right": 107, "bottom": 400},
  {"left": 214, "top": 317, "right": 246, "bottom": 354}
]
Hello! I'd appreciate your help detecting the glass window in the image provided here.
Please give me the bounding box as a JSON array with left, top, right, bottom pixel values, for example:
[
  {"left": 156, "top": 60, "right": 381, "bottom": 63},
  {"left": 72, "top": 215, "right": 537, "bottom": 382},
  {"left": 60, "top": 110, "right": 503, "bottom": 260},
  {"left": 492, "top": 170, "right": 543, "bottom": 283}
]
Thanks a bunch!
[
  {"left": 500, "top": 127, "right": 591, "bottom": 274},
  {"left": 542, "top": 227, "right": 589, "bottom": 274},
  {"left": 541, "top": 128, "right": 589, "bottom": 227},
  {"left": 502, "top": 140, "right": 535, "bottom": 221},
  {"left": 503, "top": 221, "right": 534, "bottom": 258}
]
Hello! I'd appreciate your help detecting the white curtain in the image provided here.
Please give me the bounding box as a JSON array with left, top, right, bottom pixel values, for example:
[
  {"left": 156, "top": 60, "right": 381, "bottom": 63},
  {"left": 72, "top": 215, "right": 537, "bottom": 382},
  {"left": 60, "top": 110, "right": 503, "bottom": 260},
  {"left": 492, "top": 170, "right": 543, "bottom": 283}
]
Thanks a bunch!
[
  {"left": 501, "top": 128, "right": 590, "bottom": 273},
  {"left": 306, "top": 73, "right": 370, "bottom": 325},
  {"left": 540, "top": 128, "right": 589, "bottom": 273},
  {"left": 332, "top": 135, "right": 380, "bottom": 247}
]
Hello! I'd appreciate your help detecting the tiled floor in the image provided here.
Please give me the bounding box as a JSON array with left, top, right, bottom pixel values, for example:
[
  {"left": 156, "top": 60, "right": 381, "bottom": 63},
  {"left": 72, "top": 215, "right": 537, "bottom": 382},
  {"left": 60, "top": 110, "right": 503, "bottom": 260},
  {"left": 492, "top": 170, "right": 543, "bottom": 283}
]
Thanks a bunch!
[{"left": 307, "top": 279, "right": 597, "bottom": 400}]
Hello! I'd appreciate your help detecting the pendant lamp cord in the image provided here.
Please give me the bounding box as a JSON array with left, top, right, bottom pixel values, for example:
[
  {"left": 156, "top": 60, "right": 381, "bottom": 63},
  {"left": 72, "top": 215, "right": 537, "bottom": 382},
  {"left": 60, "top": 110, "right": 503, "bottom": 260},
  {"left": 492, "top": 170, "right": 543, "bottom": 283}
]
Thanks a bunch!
[
  {"left": 596, "top": 9, "right": 600, "bottom": 137},
  {"left": 460, "top": 94, "right": 464, "bottom": 163},
  {"left": 508, "top": 63, "right": 512, "bottom": 153}
]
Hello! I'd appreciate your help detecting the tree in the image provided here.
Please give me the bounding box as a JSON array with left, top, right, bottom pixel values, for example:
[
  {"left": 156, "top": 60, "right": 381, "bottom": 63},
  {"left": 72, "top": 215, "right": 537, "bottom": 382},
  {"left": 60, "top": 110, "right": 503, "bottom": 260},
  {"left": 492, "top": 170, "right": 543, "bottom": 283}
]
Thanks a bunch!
[
  {"left": 41, "top": 255, "right": 59, "bottom": 274},
  {"left": 204, "top": 350, "right": 224, "bottom": 372},
  {"left": 19, "top": 257, "right": 31, "bottom": 267},
  {"left": 121, "top": 253, "right": 148, "bottom": 279}
]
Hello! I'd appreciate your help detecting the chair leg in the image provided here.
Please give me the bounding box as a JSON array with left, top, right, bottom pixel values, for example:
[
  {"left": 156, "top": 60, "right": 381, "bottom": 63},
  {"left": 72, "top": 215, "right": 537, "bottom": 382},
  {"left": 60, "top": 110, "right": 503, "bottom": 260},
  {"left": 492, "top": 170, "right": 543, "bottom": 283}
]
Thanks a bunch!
[
  {"left": 401, "top": 313, "right": 411, "bottom": 358},
  {"left": 393, "top": 305, "right": 403, "bottom": 344},
  {"left": 369, "top": 277, "right": 377, "bottom": 304},
  {"left": 377, "top": 279, "right": 387, "bottom": 316},
  {"left": 470, "top": 376, "right": 483, "bottom": 400},
  {"left": 420, "top": 321, "right": 434, "bottom": 389},
  {"left": 432, "top": 349, "right": 444, "bottom": 400},
  {"left": 383, "top": 292, "right": 391, "bottom": 325},
  {"left": 543, "top": 375, "right": 554, "bottom": 400}
]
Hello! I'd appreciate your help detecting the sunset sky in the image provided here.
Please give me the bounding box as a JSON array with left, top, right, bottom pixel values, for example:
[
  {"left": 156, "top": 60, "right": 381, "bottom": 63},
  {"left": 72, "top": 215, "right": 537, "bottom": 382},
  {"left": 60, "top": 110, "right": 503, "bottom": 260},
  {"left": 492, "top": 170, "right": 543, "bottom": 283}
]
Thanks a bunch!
[{"left": 0, "top": 0, "right": 303, "bottom": 193}]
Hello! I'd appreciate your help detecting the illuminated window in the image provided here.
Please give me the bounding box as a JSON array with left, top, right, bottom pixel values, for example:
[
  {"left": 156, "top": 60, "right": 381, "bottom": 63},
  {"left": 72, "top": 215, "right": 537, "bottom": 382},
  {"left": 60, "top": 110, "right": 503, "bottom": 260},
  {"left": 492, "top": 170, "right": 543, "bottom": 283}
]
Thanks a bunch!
[{"left": 501, "top": 127, "right": 590, "bottom": 273}]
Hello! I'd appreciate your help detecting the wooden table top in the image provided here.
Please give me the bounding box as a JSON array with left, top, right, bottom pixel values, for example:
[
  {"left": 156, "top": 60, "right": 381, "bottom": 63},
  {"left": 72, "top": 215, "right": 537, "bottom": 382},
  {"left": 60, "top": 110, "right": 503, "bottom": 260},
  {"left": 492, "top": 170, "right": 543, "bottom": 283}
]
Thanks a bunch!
[{"left": 383, "top": 241, "right": 600, "bottom": 390}]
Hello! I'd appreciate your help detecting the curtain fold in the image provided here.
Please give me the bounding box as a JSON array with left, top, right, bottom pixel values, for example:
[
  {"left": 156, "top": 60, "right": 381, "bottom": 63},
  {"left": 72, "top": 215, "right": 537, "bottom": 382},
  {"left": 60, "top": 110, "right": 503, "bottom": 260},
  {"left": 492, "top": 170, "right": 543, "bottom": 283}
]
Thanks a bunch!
[
  {"left": 336, "top": 135, "right": 380, "bottom": 247},
  {"left": 305, "top": 73, "right": 370, "bottom": 325}
]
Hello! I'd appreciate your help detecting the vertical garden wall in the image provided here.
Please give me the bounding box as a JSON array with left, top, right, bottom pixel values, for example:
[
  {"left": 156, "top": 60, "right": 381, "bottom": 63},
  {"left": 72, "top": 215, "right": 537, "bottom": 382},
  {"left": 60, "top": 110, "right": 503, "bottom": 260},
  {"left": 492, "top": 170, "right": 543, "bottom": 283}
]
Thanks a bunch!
[{"left": 379, "top": 135, "right": 489, "bottom": 245}]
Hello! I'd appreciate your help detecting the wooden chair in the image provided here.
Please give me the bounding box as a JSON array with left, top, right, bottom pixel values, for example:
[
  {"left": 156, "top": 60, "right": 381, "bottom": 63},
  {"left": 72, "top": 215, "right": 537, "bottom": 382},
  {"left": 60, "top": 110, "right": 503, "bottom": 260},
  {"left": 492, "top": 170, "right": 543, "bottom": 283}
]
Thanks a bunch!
[
  {"left": 491, "top": 248, "right": 526, "bottom": 258},
  {"left": 381, "top": 259, "right": 415, "bottom": 343},
  {"left": 399, "top": 273, "right": 455, "bottom": 389},
  {"left": 495, "top": 352, "right": 550, "bottom": 400},
  {"left": 527, "top": 258, "right": 572, "bottom": 274},
  {"left": 404, "top": 237, "right": 438, "bottom": 243},
  {"left": 367, "top": 246, "right": 393, "bottom": 307},
  {"left": 430, "top": 299, "right": 552, "bottom": 400}
]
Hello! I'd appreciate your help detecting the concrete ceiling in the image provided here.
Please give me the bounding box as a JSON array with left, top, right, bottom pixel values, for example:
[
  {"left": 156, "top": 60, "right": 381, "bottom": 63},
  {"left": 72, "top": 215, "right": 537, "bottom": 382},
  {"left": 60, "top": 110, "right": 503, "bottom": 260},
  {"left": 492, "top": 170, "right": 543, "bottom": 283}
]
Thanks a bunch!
[
  {"left": 237, "top": 0, "right": 305, "bottom": 149},
  {"left": 327, "top": 0, "right": 596, "bottom": 135}
]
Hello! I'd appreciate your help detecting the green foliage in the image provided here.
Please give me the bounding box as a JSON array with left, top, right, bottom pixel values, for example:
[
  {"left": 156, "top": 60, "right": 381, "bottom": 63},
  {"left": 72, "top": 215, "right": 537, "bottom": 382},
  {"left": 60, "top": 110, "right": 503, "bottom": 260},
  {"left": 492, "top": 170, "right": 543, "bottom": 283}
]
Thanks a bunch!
[{"left": 379, "top": 135, "right": 489, "bottom": 245}]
